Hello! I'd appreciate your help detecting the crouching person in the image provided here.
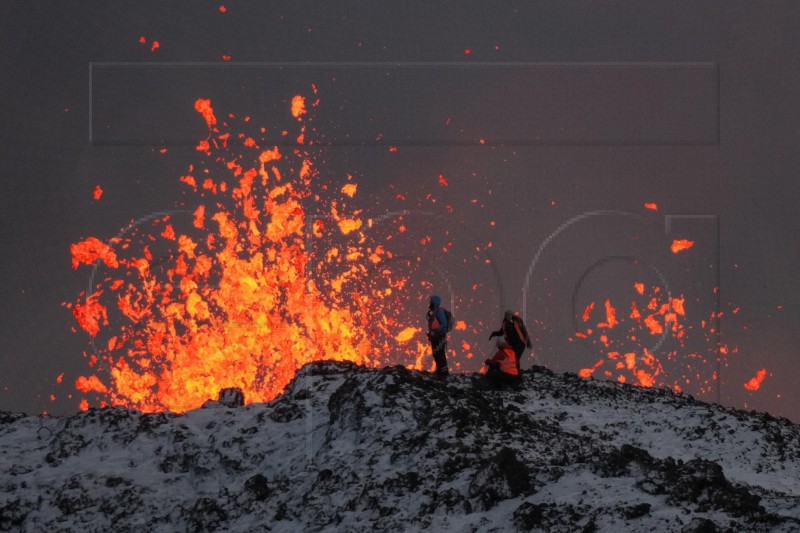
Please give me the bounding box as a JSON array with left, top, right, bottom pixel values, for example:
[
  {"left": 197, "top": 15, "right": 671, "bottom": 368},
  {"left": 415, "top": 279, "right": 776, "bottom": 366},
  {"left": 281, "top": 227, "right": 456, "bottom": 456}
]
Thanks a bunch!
[{"left": 479, "top": 338, "right": 520, "bottom": 390}]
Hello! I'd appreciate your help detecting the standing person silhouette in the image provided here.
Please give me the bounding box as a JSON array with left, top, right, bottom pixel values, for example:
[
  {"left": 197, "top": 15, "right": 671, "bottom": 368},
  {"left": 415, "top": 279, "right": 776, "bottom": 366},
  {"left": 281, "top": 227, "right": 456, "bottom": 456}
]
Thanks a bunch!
[
  {"left": 489, "top": 310, "right": 532, "bottom": 374},
  {"left": 426, "top": 295, "right": 449, "bottom": 379}
]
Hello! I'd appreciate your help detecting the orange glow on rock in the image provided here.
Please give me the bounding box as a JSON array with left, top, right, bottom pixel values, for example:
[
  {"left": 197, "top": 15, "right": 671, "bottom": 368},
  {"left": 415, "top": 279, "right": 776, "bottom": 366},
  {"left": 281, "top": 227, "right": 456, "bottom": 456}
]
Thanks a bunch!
[
  {"left": 744, "top": 368, "right": 767, "bottom": 391},
  {"left": 671, "top": 239, "right": 695, "bottom": 253}
]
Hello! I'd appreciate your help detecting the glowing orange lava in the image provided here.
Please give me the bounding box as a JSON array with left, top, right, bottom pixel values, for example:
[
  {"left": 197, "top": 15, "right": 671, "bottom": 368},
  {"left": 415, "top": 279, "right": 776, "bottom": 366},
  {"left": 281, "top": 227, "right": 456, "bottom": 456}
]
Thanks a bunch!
[
  {"left": 670, "top": 239, "right": 695, "bottom": 253},
  {"left": 69, "top": 95, "right": 427, "bottom": 412},
  {"left": 577, "top": 283, "right": 683, "bottom": 389},
  {"left": 744, "top": 368, "right": 767, "bottom": 391}
]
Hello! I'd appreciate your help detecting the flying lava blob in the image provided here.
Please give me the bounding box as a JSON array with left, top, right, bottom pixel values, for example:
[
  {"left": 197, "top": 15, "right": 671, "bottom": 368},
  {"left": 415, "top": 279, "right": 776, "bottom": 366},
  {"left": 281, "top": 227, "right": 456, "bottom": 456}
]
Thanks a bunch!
[
  {"left": 68, "top": 94, "right": 429, "bottom": 413},
  {"left": 574, "top": 282, "right": 716, "bottom": 392},
  {"left": 744, "top": 368, "right": 767, "bottom": 391},
  {"left": 670, "top": 239, "right": 695, "bottom": 254}
]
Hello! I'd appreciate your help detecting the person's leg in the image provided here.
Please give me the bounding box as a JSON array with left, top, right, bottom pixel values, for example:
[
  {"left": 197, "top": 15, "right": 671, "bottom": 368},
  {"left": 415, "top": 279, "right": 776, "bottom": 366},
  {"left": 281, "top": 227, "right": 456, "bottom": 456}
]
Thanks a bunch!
[
  {"left": 485, "top": 365, "right": 502, "bottom": 389},
  {"left": 511, "top": 342, "right": 524, "bottom": 375},
  {"left": 501, "top": 371, "right": 519, "bottom": 388},
  {"left": 431, "top": 335, "right": 448, "bottom": 376}
]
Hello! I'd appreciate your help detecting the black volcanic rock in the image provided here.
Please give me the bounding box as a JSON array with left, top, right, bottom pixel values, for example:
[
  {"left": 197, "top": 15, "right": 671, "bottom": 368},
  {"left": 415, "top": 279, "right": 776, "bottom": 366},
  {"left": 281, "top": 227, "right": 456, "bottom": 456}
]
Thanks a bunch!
[
  {"left": 218, "top": 387, "right": 245, "bottom": 408},
  {"left": 1, "top": 361, "right": 799, "bottom": 532}
]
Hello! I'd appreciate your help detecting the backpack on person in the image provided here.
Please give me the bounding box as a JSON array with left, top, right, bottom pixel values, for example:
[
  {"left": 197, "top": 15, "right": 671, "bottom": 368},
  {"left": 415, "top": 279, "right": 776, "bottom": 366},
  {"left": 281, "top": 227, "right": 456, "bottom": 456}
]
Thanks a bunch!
[{"left": 442, "top": 308, "right": 455, "bottom": 333}]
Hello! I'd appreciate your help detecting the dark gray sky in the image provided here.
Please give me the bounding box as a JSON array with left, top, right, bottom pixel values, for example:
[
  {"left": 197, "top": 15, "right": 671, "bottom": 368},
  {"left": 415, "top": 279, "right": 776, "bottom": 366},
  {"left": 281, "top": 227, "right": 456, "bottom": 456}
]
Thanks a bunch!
[{"left": 1, "top": 1, "right": 799, "bottom": 420}]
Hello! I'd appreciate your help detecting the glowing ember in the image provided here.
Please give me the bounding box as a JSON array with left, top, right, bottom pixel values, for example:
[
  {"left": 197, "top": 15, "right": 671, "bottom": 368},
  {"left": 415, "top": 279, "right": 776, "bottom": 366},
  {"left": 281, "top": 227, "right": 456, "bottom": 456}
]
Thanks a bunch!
[
  {"left": 291, "top": 95, "right": 306, "bottom": 118},
  {"left": 582, "top": 302, "right": 595, "bottom": 322},
  {"left": 194, "top": 99, "right": 217, "bottom": 128},
  {"left": 577, "top": 282, "right": 686, "bottom": 389},
  {"left": 93, "top": 185, "right": 103, "bottom": 200},
  {"left": 744, "top": 368, "right": 767, "bottom": 391},
  {"left": 71, "top": 291, "right": 108, "bottom": 338},
  {"left": 75, "top": 375, "right": 108, "bottom": 394},
  {"left": 644, "top": 202, "right": 658, "bottom": 211},
  {"left": 670, "top": 239, "right": 695, "bottom": 253},
  {"left": 341, "top": 183, "right": 357, "bottom": 198},
  {"left": 70, "top": 237, "right": 118, "bottom": 269},
  {"left": 579, "top": 359, "right": 603, "bottom": 378},
  {"left": 68, "top": 95, "right": 426, "bottom": 413},
  {"left": 394, "top": 327, "right": 419, "bottom": 343}
]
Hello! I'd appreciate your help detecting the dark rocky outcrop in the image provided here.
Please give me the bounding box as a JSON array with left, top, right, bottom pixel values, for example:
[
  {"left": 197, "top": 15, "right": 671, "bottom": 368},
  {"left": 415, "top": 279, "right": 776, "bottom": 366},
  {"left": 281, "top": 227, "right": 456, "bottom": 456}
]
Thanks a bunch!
[{"left": 1, "top": 361, "right": 799, "bottom": 532}]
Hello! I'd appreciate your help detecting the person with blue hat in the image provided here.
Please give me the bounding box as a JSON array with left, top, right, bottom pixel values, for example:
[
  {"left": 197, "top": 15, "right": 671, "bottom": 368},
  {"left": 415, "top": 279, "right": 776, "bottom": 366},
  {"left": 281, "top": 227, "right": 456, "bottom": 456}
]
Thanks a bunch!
[{"left": 426, "top": 295, "right": 449, "bottom": 379}]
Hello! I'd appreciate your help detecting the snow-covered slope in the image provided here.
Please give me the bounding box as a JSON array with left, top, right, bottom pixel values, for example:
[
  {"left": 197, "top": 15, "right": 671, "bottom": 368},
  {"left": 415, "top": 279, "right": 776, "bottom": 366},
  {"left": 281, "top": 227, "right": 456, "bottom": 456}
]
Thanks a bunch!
[{"left": 2, "top": 362, "right": 799, "bottom": 532}]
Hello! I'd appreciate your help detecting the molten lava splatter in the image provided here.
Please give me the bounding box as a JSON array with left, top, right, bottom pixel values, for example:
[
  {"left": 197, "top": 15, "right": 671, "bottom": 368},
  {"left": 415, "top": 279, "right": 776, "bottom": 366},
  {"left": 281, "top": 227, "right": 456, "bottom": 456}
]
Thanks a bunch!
[
  {"left": 93, "top": 185, "right": 103, "bottom": 201},
  {"left": 671, "top": 239, "right": 695, "bottom": 254},
  {"left": 576, "top": 283, "right": 685, "bottom": 389},
  {"left": 291, "top": 95, "right": 306, "bottom": 119},
  {"left": 744, "top": 368, "right": 767, "bottom": 391},
  {"left": 69, "top": 94, "right": 428, "bottom": 413}
]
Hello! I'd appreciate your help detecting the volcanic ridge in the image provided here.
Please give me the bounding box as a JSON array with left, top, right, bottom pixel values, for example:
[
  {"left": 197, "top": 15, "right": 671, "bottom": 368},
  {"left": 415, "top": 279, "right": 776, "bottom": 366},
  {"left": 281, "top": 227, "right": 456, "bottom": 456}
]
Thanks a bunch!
[{"left": 2, "top": 362, "right": 799, "bottom": 532}]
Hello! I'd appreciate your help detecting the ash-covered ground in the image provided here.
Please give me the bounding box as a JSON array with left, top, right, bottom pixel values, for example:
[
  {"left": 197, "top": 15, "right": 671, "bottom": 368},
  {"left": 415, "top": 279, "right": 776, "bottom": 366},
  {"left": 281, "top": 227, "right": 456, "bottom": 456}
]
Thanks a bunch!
[{"left": 2, "top": 361, "right": 799, "bottom": 532}]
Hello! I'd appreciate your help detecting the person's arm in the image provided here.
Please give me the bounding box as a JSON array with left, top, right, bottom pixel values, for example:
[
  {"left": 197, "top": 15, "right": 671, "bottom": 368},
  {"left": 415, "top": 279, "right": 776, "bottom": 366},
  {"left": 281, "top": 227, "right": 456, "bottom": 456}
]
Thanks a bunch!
[
  {"left": 486, "top": 349, "right": 505, "bottom": 366},
  {"left": 488, "top": 324, "right": 504, "bottom": 339}
]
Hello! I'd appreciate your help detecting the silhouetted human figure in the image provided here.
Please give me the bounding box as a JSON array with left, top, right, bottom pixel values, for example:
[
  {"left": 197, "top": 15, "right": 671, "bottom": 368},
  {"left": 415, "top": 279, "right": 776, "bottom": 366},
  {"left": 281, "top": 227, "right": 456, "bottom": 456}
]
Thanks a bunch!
[
  {"left": 479, "top": 337, "right": 519, "bottom": 390},
  {"left": 489, "top": 310, "right": 532, "bottom": 374},
  {"left": 426, "top": 295, "right": 449, "bottom": 378}
]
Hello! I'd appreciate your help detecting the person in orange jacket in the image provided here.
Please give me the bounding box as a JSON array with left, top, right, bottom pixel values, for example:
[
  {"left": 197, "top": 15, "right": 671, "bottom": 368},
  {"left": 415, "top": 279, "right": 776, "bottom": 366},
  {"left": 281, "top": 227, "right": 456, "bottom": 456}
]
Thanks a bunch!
[
  {"left": 482, "top": 337, "right": 520, "bottom": 389},
  {"left": 489, "top": 309, "right": 532, "bottom": 375}
]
